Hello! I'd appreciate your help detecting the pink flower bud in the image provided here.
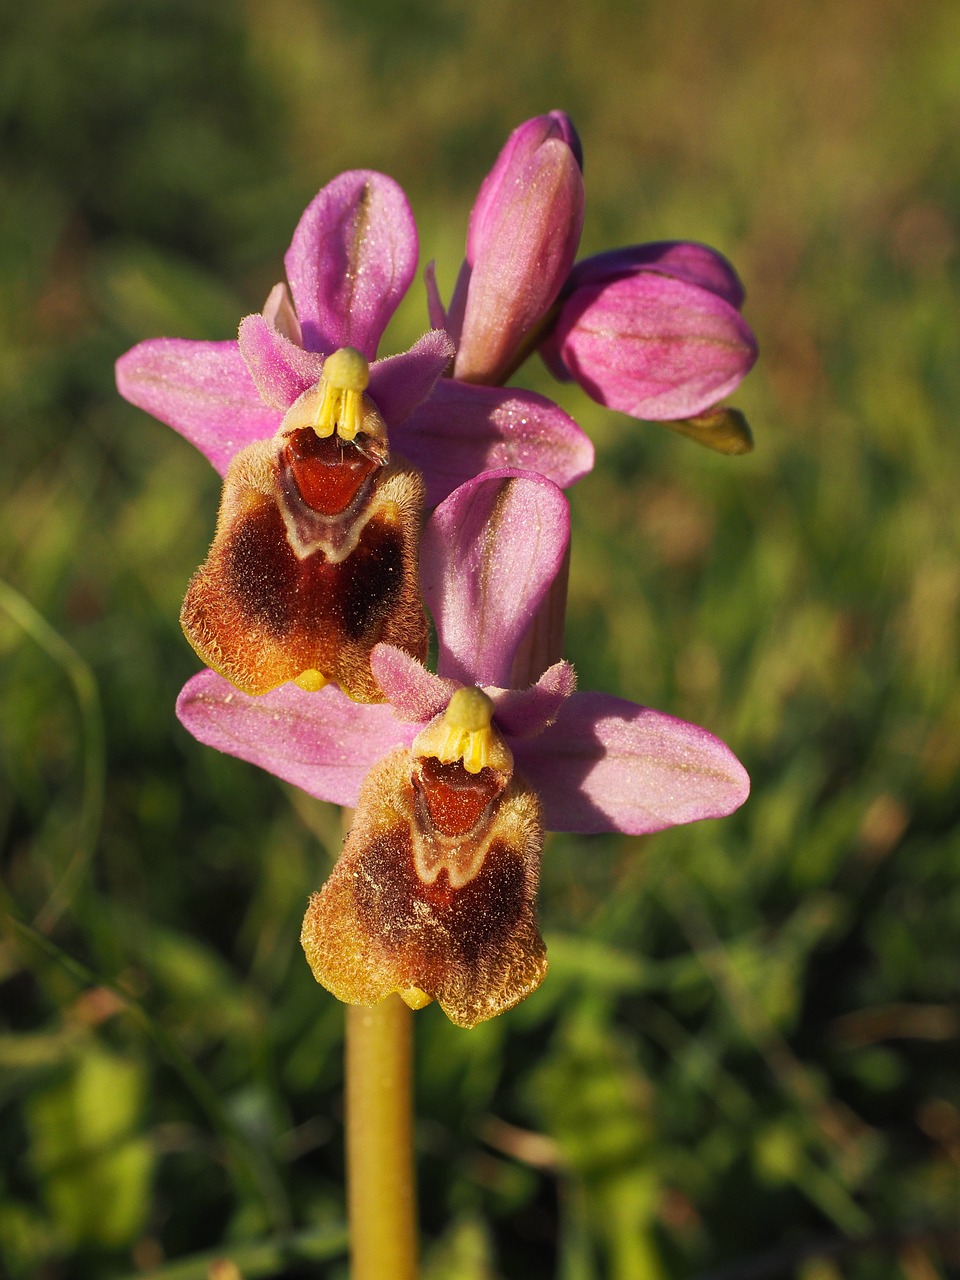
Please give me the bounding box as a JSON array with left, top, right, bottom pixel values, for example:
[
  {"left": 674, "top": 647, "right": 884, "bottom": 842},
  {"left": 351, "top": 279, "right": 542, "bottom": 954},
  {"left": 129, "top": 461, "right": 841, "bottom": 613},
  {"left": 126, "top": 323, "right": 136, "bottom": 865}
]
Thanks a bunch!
[
  {"left": 541, "top": 262, "right": 758, "bottom": 421},
  {"left": 452, "top": 113, "right": 585, "bottom": 385}
]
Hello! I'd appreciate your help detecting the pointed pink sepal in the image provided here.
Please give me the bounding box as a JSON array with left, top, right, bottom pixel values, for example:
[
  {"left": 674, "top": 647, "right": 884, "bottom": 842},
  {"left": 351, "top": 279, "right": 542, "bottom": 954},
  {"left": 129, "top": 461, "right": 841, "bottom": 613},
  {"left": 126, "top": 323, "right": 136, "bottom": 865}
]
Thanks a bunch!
[
  {"left": 115, "top": 338, "right": 279, "bottom": 476},
  {"left": 394, "top": 379, "right": 593, "bottom": 507},
  {"left": 515, "top": 692, "right": 750, "bottom": 834},
  {"left": 176, "top": 671, "right": 413, "bottom": 806}
]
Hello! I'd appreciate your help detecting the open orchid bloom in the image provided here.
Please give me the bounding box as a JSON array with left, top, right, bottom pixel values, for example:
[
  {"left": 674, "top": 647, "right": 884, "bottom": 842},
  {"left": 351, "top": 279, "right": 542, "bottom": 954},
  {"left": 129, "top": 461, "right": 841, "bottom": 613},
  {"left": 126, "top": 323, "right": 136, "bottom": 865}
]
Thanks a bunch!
[
  {"left": 301, "top": 688, "right": 547, "bottom": 1027},
  {"left": 180, "top": 346, "right": 429, "bottom": 702},
  {"left": 115, "top": 170, "right": 594, "bottom": 509},
  {"left": 432, "top": 113, "right": 757, "bottom": 453},
  {"left": 177, "top": 470, "right": 750, "bottom": 1026}
]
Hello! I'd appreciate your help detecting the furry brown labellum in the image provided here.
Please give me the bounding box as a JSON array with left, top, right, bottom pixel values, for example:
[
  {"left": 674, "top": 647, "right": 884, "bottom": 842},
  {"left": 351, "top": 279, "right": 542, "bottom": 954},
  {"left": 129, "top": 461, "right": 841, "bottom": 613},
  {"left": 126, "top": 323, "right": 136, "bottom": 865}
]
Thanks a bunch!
[
  {"left": 180, "top": 348, "right": 428, "bottom": 702},
  {"left": 301, "top": 689, "right": 547, "bottom": 1028}
]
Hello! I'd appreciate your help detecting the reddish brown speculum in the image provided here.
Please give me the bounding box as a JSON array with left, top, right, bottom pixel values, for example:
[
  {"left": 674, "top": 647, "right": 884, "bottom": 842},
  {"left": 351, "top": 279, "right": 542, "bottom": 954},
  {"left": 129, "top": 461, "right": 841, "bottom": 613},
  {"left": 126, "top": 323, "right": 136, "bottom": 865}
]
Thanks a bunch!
[
  {"left": 413, "top": 757, "right": 505, "bottom": 837},
  {"left": 280, "top": 429, "right": 380, "bottom": 516}
]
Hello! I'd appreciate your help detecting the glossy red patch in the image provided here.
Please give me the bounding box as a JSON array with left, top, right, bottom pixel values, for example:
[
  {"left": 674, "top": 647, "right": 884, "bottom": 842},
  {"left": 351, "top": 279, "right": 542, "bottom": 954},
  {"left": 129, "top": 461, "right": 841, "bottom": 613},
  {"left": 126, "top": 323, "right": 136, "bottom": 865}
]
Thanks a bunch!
[
  {"left": 413, "top": 757, "right": 504, "bottom": 837},
  {"left": 281, "top": 429, "right": 379, "bottom": 516}
]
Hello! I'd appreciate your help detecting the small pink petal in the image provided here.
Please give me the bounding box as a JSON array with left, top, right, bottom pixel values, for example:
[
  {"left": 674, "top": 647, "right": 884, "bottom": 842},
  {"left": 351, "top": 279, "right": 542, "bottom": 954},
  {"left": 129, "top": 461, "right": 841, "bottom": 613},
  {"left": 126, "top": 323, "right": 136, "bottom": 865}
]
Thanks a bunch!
[
  {"left": 423, "top": 261, "right": 448, "bottom": 331},
  {"left": 115, "top": 338, "right": 279, "bottom": 475},
  {"left": 421, "top": 470, "right": 570, "bottom": 687},
  {"left": 546, "top": 273, "right": 758, "bottom": 421},
  {"left": 367, "top": 329, "right": 454, "bottom": 426},
  {"left": 394, "top": 379, "right": 594, "bottom": 507},
  {"left": 566, "top": 242, "right": 746, "bottom": 310},
  {"left": 489, "top": 661, "right": 577, "bottom": 739},
  {"left": 262, "top": 282, "right": 303, "bottom": 345},
  {"left": 445, "top": 258, "right": 471, "bottom": 349},
  {"left": 514, "top": 692, "right": 750, "bottom": 834},
  {"left": 238, "top": 313, "right": 325, "bottom": 409},
  {"left": 176, "top": 671, "right": 412, "bottom": 806},
  {"left": 284, "top": 170, "right": 418, "bottom": 359},
  {"left": 370, "top": 645, "right": 457, "bottom": 724}
]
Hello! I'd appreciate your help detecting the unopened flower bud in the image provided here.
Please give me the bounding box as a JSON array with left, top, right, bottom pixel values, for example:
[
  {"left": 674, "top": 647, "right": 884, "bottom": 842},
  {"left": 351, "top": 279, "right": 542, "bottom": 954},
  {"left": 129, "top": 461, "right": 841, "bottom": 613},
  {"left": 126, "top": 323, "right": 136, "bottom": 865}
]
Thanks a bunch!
[{"left": 452, "top": 113, "right": 585, "bottom": 385}]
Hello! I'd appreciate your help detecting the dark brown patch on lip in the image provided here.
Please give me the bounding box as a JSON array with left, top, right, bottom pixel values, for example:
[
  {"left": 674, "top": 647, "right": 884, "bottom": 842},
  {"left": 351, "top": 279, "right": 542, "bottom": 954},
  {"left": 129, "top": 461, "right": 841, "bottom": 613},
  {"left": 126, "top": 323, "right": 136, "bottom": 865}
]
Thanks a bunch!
[
  {"left": 224, "top": 500, "right": 298, "bottom": 636},
  {"left": 355, "top": 829, "right": 527, "bottom": 970},
  {"left": 222, "top": 503, "right": 404, "bottom": 642},
  {"left": 337, "top": 520, "right": 404, "bottom": 639}
]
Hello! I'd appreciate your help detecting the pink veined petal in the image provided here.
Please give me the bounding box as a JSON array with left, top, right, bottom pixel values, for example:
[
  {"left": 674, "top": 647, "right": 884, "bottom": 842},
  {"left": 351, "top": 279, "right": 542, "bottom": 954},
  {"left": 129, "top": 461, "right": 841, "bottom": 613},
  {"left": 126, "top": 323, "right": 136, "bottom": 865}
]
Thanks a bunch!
[
  {"left": 565, "top": 242, "right": 746, "bottom": 311},
  {"left": 176, "top": 671, "right": 413, "bottom": 806},
  {"left": 547, "top": 273, "right": 758, "bottom": 421},
  {"left": 370, "top": 645, "right": 457, "bottom": 724},
  {"left": 262, "top": 282, "right": 303, "bottom": 345},
  {"left": 367, "top": 329, "right": 455, "bottom": 427},
  {"left": 238, "top": 313, "right": 325, "bottom": 410},
  {"left": 115, "top": 338, "right": 279, "bottom": 476},
  {"left": 393, "top": 379, "right": 594, "bottom": 507},
  {"left": 421, "top": 470, "right": 570, "bottom": 688},
  {"left": 284, "top": 170, "right": 418, "bottom": 360},
  {"left": 513, "top": 692, "right": 750, "bottom": 835},
  {"left": 489, "top": 661, "right": 577, "bottom": 739}
]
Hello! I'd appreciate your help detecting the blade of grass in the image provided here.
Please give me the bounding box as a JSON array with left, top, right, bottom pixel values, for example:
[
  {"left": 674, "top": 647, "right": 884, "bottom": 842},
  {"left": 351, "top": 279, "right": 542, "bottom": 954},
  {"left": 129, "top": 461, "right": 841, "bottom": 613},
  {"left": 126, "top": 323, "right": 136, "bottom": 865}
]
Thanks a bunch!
[{"left": 0, "top": 579, "right": 105, "bottom": 932}]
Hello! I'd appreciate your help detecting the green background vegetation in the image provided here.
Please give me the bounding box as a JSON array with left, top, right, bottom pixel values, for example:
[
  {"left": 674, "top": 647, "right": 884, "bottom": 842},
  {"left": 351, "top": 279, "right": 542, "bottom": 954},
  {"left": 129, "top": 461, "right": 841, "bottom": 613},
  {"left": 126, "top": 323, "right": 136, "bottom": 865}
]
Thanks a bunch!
[{"left": 1, "top": 0, "right": 958, "bottom": 1276}]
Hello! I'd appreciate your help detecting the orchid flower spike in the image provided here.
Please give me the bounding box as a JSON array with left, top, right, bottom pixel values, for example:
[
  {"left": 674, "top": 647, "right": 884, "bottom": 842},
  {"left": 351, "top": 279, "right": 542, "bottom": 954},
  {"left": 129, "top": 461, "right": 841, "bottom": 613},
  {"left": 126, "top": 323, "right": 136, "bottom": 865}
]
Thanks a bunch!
[{"left": 178, "top": 470, "right": 750, "bottom": 1026}]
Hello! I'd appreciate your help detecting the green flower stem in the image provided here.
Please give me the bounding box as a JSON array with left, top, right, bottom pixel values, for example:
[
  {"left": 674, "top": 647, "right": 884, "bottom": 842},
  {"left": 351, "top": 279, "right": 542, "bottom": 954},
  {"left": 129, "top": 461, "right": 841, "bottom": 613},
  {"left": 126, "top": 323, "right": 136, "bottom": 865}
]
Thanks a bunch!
[{"left": 346, "top": 996, "right": 418, "bottom": 1280}]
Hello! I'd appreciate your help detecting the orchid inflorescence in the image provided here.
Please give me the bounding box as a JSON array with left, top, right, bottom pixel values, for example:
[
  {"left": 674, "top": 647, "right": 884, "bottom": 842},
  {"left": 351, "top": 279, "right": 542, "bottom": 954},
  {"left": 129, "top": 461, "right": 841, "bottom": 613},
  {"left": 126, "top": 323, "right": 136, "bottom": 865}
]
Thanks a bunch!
[{"left": 117, "top": 112, "right": 756, "bottom": 1028}]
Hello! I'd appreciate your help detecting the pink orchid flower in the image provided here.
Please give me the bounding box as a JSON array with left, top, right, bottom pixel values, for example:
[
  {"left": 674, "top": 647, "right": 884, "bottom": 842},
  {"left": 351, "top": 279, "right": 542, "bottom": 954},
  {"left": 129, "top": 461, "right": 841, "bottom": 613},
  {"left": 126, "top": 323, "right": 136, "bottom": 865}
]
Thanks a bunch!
[
  {"left": 116, "top": 171, "right": 594, "bottom": 506},
  {"left": 177, "top": 468, "right": 748, "bottom": 832},
  {"left": 435, "top": 113, "right": 757, "bottom": 445}
]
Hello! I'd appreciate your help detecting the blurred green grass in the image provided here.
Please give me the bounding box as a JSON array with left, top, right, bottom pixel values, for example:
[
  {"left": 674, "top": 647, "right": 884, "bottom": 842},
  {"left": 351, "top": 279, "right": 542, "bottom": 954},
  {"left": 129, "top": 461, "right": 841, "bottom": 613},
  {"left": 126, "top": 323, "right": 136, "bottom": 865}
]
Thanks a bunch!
[{"left": 1, "top": 0, "right": 959, "bottom": 1277}]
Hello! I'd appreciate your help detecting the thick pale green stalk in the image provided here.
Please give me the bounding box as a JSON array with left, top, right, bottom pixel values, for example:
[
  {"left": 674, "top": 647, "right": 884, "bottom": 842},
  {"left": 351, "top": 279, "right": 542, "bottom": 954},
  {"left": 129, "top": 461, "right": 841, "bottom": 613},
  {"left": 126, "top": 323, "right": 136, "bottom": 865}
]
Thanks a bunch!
[{"left": 346, "top": 996, "right": 418, "bottom": 1280}]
